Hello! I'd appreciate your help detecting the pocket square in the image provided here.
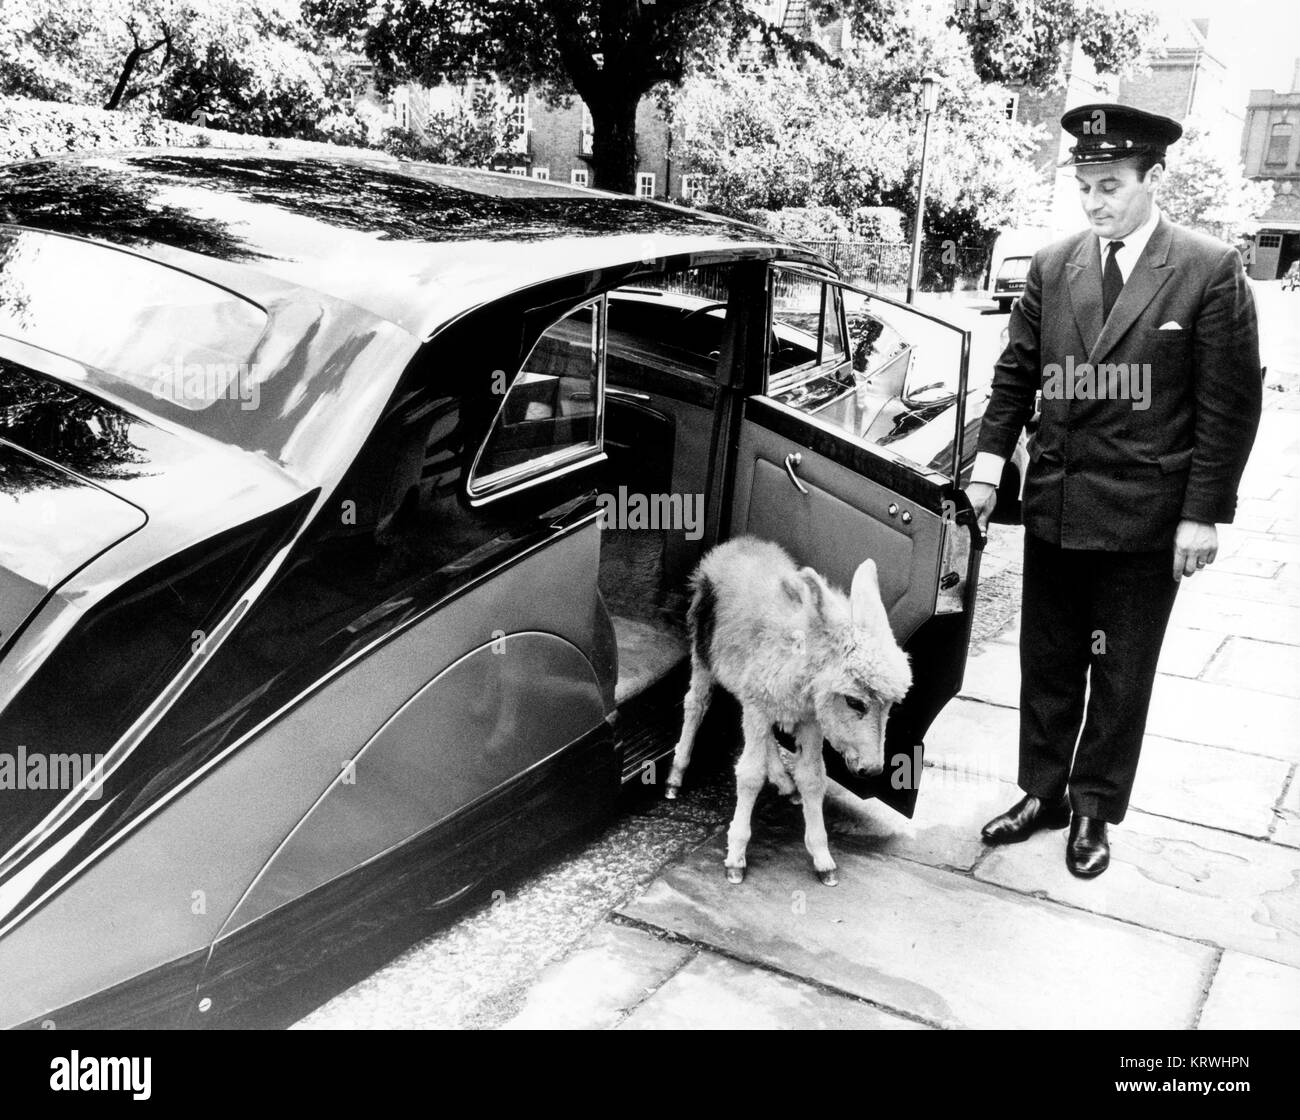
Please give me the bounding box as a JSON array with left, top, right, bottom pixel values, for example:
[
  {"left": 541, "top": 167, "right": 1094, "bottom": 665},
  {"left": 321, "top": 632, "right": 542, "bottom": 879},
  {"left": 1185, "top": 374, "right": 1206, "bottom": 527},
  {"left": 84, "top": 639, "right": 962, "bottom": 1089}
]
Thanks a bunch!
[{"left": 1158, "top": 321, "right": 1183, "bottom": 330}]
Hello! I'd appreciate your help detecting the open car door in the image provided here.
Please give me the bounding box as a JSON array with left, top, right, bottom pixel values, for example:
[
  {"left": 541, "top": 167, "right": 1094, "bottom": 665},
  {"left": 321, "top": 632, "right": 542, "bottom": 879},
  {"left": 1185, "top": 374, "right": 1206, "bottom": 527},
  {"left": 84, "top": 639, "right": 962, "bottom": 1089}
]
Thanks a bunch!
[{"left": 727, "top": 264, "right": 985, "bottom": 816}]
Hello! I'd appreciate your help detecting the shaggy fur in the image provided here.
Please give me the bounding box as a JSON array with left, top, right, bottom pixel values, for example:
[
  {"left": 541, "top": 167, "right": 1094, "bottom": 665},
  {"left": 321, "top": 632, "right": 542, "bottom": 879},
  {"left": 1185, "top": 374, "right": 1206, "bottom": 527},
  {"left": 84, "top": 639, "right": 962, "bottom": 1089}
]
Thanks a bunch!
[{"left": 665, "top": 536, "right": 911, "bottom": 885}]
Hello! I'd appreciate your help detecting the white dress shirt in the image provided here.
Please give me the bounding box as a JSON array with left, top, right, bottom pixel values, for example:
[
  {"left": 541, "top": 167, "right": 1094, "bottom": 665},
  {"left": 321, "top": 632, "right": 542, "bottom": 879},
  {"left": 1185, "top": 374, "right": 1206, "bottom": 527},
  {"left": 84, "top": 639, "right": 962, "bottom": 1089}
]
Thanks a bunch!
[
  {"left": 1098, "top": 204, "right": 1161, "bottom": 284},
  {"left": 969, "top": 207, "right": 1163, "bottom": 488}
]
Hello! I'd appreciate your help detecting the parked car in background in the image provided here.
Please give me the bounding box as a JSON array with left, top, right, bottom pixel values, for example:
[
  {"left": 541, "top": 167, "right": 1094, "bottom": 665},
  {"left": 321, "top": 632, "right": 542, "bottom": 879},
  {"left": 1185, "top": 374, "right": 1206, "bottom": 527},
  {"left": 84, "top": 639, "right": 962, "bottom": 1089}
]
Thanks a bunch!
[
  {"left": 0, "top": 150, "right": 987, "bottom": 1028},
  {"left": 993, "top": 255, "right": 1031, "bottom": 312}
]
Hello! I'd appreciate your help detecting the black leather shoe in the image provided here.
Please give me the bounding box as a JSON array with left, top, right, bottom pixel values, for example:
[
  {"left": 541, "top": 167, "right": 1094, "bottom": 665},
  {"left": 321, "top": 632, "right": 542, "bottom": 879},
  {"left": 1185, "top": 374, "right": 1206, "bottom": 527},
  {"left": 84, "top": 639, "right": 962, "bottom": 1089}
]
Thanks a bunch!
[
  {"left": 1067, "top": 815, "right": 1110, "bottom": 878},
  {"left": 980, "top": 793, "right": 1071, "bottom": 844}
]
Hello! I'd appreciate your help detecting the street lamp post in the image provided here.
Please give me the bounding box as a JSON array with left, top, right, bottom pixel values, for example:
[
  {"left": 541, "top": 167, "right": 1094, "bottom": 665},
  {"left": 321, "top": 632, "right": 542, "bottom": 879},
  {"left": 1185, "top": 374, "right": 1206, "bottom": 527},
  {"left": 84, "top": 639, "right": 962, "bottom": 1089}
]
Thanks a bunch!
[{"left": 906, "top": 72, "right": 940, "bottom": 305}]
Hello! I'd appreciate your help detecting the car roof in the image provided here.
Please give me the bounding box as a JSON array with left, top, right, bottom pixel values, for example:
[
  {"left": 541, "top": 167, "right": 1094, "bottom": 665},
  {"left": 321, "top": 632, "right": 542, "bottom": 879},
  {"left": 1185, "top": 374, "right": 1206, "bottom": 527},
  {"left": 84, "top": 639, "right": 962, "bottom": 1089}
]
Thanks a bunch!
[{"left": 0, "top": 149, "right": 824, "bottom": 340}]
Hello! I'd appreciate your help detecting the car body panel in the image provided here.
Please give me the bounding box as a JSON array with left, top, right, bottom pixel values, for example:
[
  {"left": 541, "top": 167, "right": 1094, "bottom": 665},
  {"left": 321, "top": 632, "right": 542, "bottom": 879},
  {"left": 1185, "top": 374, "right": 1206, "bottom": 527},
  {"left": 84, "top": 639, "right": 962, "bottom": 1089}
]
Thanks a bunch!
[{"left": 0, "top": 519, "right": 606, "bottom": 1028}]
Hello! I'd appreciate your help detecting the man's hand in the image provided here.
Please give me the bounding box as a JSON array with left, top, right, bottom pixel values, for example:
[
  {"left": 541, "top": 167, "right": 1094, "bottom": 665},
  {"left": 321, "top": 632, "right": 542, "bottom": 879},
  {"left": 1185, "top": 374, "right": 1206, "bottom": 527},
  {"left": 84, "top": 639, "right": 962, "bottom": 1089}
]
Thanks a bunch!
[
  {"left": 1173, "top": 519, "right": 1218, "bottom": 581},
  {"left": 965, "top": 482, "right": 998, "bottom": 537}
]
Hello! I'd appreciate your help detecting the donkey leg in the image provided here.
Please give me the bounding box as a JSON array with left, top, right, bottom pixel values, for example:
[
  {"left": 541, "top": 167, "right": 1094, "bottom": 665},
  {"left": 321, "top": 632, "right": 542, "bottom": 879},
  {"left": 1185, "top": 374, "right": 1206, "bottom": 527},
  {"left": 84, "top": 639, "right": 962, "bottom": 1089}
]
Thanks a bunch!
[
  {"left": 724, "top": 706, "right": 772, "bottom": 883},
  {"left": 665, "top": 658, "right": 715, "bottom": 799},
  {"left": 793, "top": 723, "right": 837, "bottom": 885}
]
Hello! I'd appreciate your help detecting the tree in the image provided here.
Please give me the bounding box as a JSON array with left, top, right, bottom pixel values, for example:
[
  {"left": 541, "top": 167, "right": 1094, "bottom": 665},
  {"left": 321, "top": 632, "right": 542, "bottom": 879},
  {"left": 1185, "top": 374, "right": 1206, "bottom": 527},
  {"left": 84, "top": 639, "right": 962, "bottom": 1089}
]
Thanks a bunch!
[
  {"left": 1159, "top": 126, "right": 1274, "bottom": 244},
  {"left": 305, "top": 0, "right": 823, "bottom": 193},
  {"left": 378, "top": 86, "right": 522, "bottom": 166},
  {"left": 676, "top": 12, "right": 1049, "bottom": 246},
  {"left": 829, "top": 0, "right": 1157, "bottom": 88},
  {"left": 0, "top": 1, "right": 365, "bottom": 142},
  {"left": 304, "top": 1, "right": 1155, "bottom": 195}
]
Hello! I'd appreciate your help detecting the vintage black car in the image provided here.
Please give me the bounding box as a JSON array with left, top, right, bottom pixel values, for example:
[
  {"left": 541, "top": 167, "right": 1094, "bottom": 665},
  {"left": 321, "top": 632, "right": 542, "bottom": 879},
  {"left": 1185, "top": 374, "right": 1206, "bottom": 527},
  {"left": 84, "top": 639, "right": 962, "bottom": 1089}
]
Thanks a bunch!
[{"left": 0, "top": 151, "right": 985, "bottom": 1028}]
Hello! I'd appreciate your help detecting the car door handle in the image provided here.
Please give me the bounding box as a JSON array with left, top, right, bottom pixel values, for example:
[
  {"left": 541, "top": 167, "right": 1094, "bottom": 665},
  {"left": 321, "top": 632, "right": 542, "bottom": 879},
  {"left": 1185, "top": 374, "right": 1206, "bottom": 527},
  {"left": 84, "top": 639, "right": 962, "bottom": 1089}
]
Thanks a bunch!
[{"left": 784, "top": 452, "right": 809, "bottom": 495}]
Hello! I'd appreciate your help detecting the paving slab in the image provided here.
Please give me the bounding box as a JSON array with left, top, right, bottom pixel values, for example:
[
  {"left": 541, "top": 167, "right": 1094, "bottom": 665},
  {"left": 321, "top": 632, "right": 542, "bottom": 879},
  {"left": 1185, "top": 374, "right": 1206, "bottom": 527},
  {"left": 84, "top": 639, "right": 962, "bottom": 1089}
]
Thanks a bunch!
[
  {"left": 1202, "top": 636, "right": 1300, "bottom": 699},
  {"left": 1275, "top": 773, "right": 1300, "bottom": 850},
  {"left": 1226, "top": 536, "right": 1300, "bottom": 565},
  {"left": 1167, "top": 592, "right": 1300, "bottom": 646},
  {"left": 498, "top": 922, "right": 692, "bottom": 1030},
  {"left": 976, "top": 810, "right": 1300, "bottom": 969},
  {"left": 924, "top": 697, "right": 1020, "bottom": 783},
  {"left": 618, "top": 949, "right": 927, "bottom": 1030},
  {"left": 1198, "top": 951, "right": 1300, "bottom": 1030},
  {"left": 964, "top": 627, "right": 1224, "bottom": 693},
  {"left": 822, "top": 768, "right": 1021, "bottom": 872},
  {"left": 1143, "top": 674, "right": 1300, "bottom": 761},
  {"left": 1129, "top": 737, "right": 1291, "bottom": 838},
  {"left": 1210, "top": 555, "right": 1283, "bottom": 579},
  {"left": 1279, "top": 562, "right": 1300, "bottom": 584},
  {"left": 958, "top": 641, "right": 1020, "bottom": 708},
  {"left": 1178, "top": 569, "right": 1300, "bottom": 608},
  {"left": 618, "top": 834, "right": 1214, "bottom": 1030},
  {"left": 1157, "top": 628, "right": 1228, "bottom": 679}
]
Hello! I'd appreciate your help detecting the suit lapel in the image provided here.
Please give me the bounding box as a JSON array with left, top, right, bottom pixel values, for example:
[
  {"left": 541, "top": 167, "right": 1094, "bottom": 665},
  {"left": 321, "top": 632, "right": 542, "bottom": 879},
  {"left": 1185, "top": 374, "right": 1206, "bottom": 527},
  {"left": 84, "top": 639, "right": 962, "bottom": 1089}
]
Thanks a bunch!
[
  {"left": 1086, "top": 217, "right": 1175, "bottom": 366},
  {"left": 1066, "top": 235, "right": 1102, "bottom": 358}
]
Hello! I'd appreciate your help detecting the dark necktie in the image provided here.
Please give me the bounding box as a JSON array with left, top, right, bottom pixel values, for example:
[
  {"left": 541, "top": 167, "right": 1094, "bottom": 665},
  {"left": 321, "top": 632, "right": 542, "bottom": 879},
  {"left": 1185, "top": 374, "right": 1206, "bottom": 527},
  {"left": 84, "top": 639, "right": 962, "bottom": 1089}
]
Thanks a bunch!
[{"left": 1102, "top": 240, "right": 1125, "bottom": 321}]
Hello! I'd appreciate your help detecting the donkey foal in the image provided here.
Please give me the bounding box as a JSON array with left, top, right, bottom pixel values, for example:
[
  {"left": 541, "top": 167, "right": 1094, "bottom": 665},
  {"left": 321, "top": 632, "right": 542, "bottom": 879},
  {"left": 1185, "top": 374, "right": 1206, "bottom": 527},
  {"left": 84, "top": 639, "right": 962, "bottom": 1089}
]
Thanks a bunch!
[{"left": 665, "top": 536, "right": 911, "bottom": 886}]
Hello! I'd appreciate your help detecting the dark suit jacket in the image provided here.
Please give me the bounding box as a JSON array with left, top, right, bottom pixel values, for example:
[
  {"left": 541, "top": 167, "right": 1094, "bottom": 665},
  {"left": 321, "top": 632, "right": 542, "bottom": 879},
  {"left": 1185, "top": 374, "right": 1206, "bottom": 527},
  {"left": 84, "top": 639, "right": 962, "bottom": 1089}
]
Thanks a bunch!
[{"left": 977, "top": 216, "right": 1262, "bottom": 550}]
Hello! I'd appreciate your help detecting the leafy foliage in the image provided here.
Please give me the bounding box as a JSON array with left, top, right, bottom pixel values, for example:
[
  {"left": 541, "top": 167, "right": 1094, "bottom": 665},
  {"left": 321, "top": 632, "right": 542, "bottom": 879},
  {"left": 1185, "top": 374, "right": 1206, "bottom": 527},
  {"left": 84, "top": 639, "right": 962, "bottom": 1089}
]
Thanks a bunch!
[
  {"left": 0, "top": 0, "right": 365, "bottom": 141},
  {"left": 674, "top": 9, "right": 1050, "bottom": 244},
  {"left": 377, "top": 86, "right": 521, "bottom": 166},
  {"left": 1158, "top": 127, "right": 1275, "bottom": 243}
]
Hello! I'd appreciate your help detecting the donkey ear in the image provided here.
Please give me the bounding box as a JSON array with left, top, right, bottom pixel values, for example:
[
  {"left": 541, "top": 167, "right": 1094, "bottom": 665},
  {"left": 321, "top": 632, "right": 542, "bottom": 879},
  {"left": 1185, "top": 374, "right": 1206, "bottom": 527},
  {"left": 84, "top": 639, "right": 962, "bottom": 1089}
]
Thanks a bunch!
[
  {"left": 797, "top": 567, "right": 826, "bottom": 619},
  {"left": 780, "top": 568, "right": 825, "bottom": 618},
  {"left": 850, "top": 558, "right": 890, "bottom": 631},
  {"left": 780, "top": 574, "right": 807, "bottom": 608}
]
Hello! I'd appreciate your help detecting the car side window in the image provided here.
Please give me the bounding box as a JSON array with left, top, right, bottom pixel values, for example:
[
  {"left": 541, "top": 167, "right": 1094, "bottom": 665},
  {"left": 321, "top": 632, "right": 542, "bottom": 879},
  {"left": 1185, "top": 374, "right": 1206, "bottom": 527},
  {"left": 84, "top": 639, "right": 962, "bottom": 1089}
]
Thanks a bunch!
[{"left": 468, "top": 296, "right": 604, "bottom": 497}]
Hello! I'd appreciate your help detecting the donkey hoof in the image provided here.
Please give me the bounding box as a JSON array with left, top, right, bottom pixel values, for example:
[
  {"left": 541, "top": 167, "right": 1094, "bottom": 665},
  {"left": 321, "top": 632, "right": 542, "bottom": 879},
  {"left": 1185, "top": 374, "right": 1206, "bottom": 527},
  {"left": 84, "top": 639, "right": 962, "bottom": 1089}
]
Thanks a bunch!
[
  {"left": 817, "top": 868, "right": 839, "bottom": 887},
  {"left": 725, "top": 865, "right": 746, "bottom": 884},
  {"left": 663, "top": 785, "right": 679, "bottom": 801}
]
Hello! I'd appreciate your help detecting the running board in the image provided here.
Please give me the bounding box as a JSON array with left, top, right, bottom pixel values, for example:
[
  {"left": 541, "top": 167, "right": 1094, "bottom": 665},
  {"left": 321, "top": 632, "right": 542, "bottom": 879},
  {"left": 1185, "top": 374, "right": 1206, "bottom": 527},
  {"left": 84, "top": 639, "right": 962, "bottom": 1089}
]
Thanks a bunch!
[{"left": 615, "top": 663, "right": 689, "bottom": 785}]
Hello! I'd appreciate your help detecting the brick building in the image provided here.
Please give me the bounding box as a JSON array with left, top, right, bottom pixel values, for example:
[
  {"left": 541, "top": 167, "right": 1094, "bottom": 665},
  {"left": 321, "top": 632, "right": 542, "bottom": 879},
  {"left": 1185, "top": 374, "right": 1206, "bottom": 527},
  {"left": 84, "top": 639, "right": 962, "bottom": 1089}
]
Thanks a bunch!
[
  {"left": 1240, "top": 60, "right": 1300, "bottom": 280},
  {"left": 1117, "top": 15, "right": 1241, "bottom": 153}
]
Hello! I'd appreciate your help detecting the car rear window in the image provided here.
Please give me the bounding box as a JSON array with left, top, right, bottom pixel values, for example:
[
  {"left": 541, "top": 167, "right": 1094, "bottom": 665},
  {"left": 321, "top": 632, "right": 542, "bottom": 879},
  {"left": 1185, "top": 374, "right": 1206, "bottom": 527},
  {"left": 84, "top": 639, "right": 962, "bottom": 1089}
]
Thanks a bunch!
[
  {"left": 0, "top": 227, "right": 267, "bottom": 411},
  {"left": 997, "top": 257, "right": 1031, "bottom": 280}
]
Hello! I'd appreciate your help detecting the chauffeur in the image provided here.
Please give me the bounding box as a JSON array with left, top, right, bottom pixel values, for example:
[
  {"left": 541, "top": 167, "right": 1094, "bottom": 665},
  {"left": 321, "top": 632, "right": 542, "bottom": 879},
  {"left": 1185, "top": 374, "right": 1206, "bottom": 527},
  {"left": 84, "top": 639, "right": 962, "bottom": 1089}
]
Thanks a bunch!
[{"left": 965, "top": 104, "right": 1262, "bottom": 877}]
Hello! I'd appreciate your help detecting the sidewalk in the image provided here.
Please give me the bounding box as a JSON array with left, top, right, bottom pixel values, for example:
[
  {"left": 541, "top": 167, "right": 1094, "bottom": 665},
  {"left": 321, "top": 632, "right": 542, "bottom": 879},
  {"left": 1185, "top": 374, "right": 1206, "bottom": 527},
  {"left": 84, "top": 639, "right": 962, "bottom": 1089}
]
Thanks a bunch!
[{"left": 499, "top": 398, "right": 1300, "bottom": 1031}]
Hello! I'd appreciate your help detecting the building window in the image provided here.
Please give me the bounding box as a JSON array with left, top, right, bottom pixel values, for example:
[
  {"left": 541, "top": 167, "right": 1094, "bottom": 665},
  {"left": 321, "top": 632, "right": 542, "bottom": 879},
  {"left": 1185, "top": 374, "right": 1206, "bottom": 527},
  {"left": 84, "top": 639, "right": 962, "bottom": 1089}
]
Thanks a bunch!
[
  {"left": 532, "top": 167, "right": 550, "bottom": 181},
  {"left": 1265, "top": 122, "right": 1293, "bottom": 167},
  {"left": 579, "top": 102, "right": 594, "bottom": 157},
  {"left": 393, "top": 87, "right": 410, "bottom": 130},
  {"left": 682, "top": 174, "right": 708, "bottom": 204},
  {"left": 570, "top": 169, "right": 590, "bottom": 187},
  {"left": 1003, "top": 94, "right": 1018, "bottom": 122},
  {"left": 1258, "top": 233, "right": 1283, "bottom": 249},
  {"left": 508, "top": 92, "right": 529, "bottom": 154},
  {"left": 636, "top": 172, "right": 656, "bottom": 199},
  {"left": 508, "top": 166, "right": 528, "bottom": 177}
]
